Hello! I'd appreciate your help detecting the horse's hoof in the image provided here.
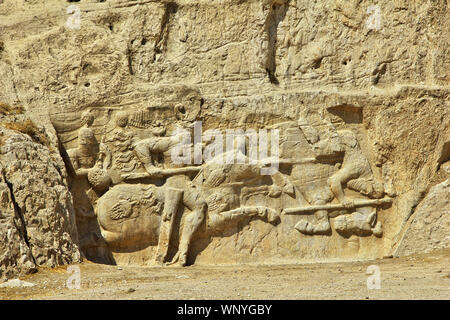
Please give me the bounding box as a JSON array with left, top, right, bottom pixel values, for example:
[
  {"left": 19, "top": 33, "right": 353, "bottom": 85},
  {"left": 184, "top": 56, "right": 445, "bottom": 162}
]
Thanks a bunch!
[
  {"left": 166, "top": 259, "right": 187, "bottom": 267},
  {"left": 166, "top": 251, "right": 187, "bottom": 267},
  {"left": 166, "top": 253, "right": 179, "bottom": 266}
]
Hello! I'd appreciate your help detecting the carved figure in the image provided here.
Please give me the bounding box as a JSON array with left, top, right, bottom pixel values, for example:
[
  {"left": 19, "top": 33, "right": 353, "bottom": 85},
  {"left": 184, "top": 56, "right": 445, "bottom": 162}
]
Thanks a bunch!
[
  {"left": 318, "top": 130, "right": 385, "bottom": 203},
  {"left": 195, "top": 150, "right": 286, "bottom": 230},
  {"left": 68, "top": 113, "right": 111, "bottom": 192},
  {"left": 334, "top": 209, "right": 383, "bottom": 237},
  {"left": 80, "top": 110, "right": 95, "bottom": 128},
  {"left": 64, "top": 104, "right": 394, "bottom": 267},
  {"left": 292, "top": 118, "right": 386, "bottom": 235},
  {"left": 96, "top": 151, "right": 284, "bottom": 266},
  {"left": 97, "top": 184, "right": 165, "bottom": 250},
  {"left": 67, "top": 127, "right": 98, "bottom": 177},
  {"left": 123, "top": 131, "right": 207, "bottom": 266}
]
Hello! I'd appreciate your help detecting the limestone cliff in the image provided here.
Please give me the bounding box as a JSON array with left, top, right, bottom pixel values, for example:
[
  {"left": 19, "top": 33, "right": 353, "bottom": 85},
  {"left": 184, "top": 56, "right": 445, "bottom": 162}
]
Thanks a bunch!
[
  {"left": 0, "top": 0, "right": 448, "bottom": 275},
  {"left": 0, "top": 108, "right": 81, "bottom": 279}
]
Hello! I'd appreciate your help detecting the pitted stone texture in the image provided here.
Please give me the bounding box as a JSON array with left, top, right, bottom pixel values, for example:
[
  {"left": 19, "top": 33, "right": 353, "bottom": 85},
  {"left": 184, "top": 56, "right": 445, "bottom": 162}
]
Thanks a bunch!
[
  {"left": 0, "top": 0, "right": 448, "bottom": 267},
  {"left": 395, "top": 179, "right": 450, "bottom": 257},
  {"left": 0, "top": 127, "right": 81, "bottom": 279},
  {"left": 0, "top": 176, "right": 36, "bottom": 280}
]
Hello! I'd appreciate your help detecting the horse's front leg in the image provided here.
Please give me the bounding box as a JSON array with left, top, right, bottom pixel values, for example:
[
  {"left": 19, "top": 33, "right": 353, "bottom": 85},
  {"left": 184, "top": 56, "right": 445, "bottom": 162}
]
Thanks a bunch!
[
  {"left": 168, "top": 195, "right": 207, "bottom": 267},
  {"left": 155, "top": 188, "right": 184, "bottom": 265}
]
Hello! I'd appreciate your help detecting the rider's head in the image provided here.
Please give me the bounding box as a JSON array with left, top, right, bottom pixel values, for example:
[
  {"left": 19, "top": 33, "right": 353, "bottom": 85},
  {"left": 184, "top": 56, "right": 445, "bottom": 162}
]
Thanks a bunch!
[
  {"left": 115, "top": 112, "right": 129, "bottom": 128},
  {"left": 78, "top": 127, "right": 95, "bottom": 147}
]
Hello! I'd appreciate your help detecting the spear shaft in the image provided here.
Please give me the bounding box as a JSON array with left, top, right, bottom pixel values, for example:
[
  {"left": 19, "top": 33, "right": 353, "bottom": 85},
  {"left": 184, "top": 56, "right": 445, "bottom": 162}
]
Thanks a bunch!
[{"left": 282, "top": 197, "right": 393, "bottom": 215}]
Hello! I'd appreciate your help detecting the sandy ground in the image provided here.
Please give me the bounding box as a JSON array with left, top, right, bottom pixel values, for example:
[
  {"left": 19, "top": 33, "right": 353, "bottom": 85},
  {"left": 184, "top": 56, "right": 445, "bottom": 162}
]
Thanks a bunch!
[{"left": 1, "top": 249, "right": 448, "bottom": 300}]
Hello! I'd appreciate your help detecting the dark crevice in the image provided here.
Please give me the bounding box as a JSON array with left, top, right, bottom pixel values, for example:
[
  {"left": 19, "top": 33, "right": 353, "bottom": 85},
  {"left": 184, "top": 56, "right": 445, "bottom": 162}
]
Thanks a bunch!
[
  {"left": 266, "top": 68, "right": 279, "bottom": 85},
  {"left": 371, "top": 62, "right": 388, "bottom": 85},
  {"left": 404, "top": 189, "right": 427, "bottom": 226},
  {"left": 436, "top": 140, "right": 450, "bottom": 172},
  {"left": 312, "top": 57, "right": 323, "bottom": 69},
  {"left": 264, "top": 2, "right": 288, "bottom": 85},
  {"left": 152, "top": 2, "right": 178, "bottom": 63},
  {"left": 127, "top": 47, "right": 134, "bottom": 75},
  {"left": 2, "top": 171, "right": 37, "bottom": 265}
]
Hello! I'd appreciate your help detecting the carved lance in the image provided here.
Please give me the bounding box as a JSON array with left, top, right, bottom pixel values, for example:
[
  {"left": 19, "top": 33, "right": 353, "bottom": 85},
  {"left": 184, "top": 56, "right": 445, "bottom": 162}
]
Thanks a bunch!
[
  {"left": 122, "top": 166, "right": 201, "bottom": 180},
  {"left": 259, "top": 157, "right": 317, "bottom": 165},
  {"left": 282, "top": 197, "right": 393, "bottom": 215}
]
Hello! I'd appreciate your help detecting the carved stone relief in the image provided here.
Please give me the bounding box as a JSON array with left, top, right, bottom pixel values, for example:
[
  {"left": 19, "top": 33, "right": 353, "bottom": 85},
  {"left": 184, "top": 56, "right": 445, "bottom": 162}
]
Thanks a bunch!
[{"left": 55, "top": 99, "right": 393, "bottom": 266}]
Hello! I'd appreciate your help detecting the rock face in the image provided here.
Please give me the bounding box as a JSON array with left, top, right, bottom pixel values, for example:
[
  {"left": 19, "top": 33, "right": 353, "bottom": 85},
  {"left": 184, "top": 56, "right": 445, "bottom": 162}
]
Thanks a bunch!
[
  {"left": 0, "top": 169, "right": 36, "bottom": 279},
  {"left": 0, "top": 0, "right": 448, "bottom": 271},
  {"left": 0, "top": 123, "right": 81, "bottom": 280},
  {"left": 395, "top": 179, "right": 450, "bottom": 257}
]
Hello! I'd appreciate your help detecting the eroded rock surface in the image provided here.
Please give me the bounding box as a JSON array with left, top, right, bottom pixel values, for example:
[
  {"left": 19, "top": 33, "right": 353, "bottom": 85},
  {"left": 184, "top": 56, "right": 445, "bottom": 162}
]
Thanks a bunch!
[
  {"left": 0, "top": 124, "right": 81, "bottom": 279},
  {"left": 395, "top": 178, "right": 450, "bottom": 257},
  {"left": 0, "top": 0, "right": 448, "bottom": 272}
]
